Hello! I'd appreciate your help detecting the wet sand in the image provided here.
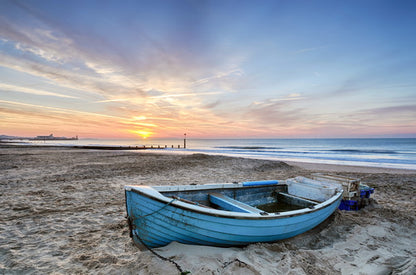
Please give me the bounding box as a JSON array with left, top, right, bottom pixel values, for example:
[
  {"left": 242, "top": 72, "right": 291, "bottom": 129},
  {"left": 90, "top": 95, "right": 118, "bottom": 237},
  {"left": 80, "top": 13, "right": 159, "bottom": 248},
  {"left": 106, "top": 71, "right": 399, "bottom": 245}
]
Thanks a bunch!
[{"left": 1, "top": 147, "right": 415, "bottom": 274}]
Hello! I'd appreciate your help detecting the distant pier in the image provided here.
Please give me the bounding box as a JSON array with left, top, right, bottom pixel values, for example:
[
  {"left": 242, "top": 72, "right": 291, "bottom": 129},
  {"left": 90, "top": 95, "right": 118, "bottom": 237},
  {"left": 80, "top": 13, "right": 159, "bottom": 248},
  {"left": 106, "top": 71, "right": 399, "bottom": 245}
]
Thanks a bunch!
[{"left": 31, "top": 134, "right": 79, "bottom": 141}]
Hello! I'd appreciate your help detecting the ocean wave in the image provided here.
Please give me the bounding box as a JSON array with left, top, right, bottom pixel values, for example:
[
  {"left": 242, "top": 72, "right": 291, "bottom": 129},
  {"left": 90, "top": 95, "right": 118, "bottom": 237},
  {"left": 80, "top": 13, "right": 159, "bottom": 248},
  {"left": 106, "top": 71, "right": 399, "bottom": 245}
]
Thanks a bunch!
[
  {"left": 327, "top": 149, "right": 398, "bottom": 154},
  {"left": 215, "top": 146, "right": 282, "bottom": 150}
]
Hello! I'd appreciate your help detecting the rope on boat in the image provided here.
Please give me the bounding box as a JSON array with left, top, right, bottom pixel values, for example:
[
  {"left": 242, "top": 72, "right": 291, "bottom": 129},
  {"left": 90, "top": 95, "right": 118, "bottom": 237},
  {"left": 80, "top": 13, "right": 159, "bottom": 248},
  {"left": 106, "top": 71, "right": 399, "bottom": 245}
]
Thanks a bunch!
[
  {"left": 131, "top": 198, "right": 190, "bottom": 274},
  {"left": 139, "top": 198, "right": 177, "bottom": 218},
  {"left": 134, "top": 229, "right": 190, "bottom": 274}
]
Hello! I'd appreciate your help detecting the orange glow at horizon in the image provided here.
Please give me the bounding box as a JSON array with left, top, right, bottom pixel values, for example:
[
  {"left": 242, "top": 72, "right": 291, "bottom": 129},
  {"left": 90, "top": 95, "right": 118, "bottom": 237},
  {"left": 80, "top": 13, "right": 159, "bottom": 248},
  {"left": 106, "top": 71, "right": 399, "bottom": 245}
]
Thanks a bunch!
[{"left": 129, "top": 129, "right": 154, "bottom": 139}]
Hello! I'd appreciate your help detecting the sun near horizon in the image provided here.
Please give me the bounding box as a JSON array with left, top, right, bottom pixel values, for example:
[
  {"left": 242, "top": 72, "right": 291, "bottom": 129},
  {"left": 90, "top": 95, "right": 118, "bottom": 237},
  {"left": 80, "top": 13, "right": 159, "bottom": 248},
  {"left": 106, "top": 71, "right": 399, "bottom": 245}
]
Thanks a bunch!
[{"left": 129, "top": 130, "right": 153, "bottom": 140}]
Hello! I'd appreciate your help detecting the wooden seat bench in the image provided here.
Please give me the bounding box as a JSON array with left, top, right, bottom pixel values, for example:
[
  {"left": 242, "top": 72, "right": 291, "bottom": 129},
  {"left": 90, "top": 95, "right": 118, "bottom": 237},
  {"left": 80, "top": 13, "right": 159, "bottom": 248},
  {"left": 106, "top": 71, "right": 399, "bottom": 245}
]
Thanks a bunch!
[{"left": 209, "top": 193, "right": 264, "bottom": 214}]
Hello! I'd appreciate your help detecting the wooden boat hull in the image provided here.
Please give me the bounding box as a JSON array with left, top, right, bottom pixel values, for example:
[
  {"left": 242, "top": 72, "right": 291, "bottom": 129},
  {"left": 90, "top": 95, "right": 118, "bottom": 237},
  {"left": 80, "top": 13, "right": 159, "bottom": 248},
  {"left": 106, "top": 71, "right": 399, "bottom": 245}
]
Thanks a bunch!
[{"left": 125, "top": 179, "right": 343, "bottom": 248}]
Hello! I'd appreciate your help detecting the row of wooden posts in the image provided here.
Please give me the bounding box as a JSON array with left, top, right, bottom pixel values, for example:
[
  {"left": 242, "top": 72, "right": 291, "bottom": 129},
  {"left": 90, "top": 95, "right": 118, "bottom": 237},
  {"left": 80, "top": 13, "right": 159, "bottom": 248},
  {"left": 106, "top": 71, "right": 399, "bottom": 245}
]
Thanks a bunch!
[
  {"left": 149, "top": 134, "right": 187, "bottom": 149},
  {"left": 148, "top": 145, "right": 183, "bottom": 149}
]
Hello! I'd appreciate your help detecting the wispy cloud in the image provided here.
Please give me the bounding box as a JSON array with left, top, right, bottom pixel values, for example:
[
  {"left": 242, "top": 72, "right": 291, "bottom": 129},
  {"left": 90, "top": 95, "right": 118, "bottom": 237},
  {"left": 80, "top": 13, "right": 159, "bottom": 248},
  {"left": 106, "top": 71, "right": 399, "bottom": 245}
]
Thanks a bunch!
[
  {"left": 148, "top": 91, "right": 223, "bottom": 99},
  {"left": 292, "top": 46, "right": 327, "bottom": 55},
  {"left": 0, "top": 99, "right": 124, "bottom": 120},
  {"left": 0, "top": 83, "right": 78, "bottom": 98},
  {"left": 252, "top": 93, "right": 306, "bottom": 106},
  {"left": 244, "top": 99, "right": 306, "bottom": 128},
  {"left": 95, "top": 98, "right": 130, "bottom": 103},
  {"left": 0, "top": 99, "right": 127, "bottom": 137}
]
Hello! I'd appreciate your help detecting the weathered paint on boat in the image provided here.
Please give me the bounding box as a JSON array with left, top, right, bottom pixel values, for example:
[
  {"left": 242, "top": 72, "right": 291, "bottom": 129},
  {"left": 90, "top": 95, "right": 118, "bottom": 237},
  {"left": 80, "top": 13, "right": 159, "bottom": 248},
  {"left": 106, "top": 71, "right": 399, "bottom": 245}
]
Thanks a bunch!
[{"left": 125, "top": 179, "right": 343, "bottom": 248}]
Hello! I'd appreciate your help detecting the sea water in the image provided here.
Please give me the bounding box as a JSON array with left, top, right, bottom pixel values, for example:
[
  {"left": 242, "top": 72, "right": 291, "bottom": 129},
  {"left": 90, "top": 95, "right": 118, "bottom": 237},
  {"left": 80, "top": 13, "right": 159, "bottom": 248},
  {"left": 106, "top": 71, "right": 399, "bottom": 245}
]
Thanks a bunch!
[
  {"left": 184, "top": 138, "right": 416, "bottom": 170},
  {"left": 5, "top": 138, "right": 416, "bottom": 170}
]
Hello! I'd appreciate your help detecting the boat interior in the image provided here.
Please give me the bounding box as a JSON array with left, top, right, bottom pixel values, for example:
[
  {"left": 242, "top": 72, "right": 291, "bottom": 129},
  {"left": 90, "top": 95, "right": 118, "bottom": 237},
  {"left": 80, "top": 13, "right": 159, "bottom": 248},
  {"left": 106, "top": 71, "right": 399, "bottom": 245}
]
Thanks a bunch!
[{"left": 160, "top": 183, "right": 320, "bottom": 214}]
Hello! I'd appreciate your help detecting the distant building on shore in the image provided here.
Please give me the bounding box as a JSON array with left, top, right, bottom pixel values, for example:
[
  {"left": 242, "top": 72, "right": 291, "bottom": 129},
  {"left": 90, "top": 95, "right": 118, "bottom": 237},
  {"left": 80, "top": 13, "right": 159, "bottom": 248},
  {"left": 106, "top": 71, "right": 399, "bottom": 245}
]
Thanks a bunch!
[{"left": 33, "top": 134, "right": 78, "bottom": 140}]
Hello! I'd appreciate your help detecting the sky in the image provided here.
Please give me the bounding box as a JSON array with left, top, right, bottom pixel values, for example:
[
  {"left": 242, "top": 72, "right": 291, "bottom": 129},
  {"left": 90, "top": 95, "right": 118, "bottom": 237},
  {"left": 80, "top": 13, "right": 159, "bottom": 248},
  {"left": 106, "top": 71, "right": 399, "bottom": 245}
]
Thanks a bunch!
[{"left": 1, "top": 0, "right": 416, "bottom": 139}]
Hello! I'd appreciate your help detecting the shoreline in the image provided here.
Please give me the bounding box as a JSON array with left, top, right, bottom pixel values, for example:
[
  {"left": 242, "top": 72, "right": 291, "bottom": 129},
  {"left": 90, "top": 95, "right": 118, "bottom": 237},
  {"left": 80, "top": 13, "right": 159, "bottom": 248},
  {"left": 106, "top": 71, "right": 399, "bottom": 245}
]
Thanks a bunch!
[
  {"left": 2, "top": 143, "right": 415, "bottom": 174},
  {"left": 2, "top": 138, "right": 416, "bottom": 172},
  {"left": 1, "top": 146, "right": 415, "bottom": 274},
  {"left": 285, "top": 160, "right": 416, "bottom": 174}
]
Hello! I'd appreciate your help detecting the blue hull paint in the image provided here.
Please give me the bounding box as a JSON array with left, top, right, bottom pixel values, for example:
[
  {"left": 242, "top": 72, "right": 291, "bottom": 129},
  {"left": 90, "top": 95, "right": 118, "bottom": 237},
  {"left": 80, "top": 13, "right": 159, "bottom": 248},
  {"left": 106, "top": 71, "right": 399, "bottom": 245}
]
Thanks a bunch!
[{"left": 125, "top": 183, "right": 343, "bottom": 248}]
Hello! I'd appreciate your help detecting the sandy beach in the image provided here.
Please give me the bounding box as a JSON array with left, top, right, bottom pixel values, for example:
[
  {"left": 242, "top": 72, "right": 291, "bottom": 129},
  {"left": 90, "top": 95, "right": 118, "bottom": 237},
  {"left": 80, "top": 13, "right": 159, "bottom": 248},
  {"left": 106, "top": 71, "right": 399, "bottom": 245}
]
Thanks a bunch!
[{"left": 1, "top": 146, "right": 415, "bottom": 274}]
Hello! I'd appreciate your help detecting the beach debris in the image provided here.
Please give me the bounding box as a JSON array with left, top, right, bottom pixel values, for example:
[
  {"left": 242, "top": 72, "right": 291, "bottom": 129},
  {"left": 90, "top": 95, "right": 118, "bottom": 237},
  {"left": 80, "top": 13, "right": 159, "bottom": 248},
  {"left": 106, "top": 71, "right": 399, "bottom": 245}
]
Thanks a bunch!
[{"left": 312, "top": 174, "right": 375, "bottom": 211}]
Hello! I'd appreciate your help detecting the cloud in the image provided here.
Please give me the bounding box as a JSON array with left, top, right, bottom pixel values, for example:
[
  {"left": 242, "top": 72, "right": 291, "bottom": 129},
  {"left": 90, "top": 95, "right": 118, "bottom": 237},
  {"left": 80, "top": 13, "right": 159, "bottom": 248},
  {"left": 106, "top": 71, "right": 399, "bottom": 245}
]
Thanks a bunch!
[
  {"left": 148, "top": 91, "right": 223, "bottom": 99},
  {"left": 0, "top": 83, "right": 78, "bottom": 98},
  {"left": 202, "top": 100, "right": 221, "bottom": 109},
  {"left": 0, "top": 0, "right": 249, "bottom": 115},
  {"left": 191, "top": 68, "right": 246, "bottom": 94},
  {"left": 243, "top": 99, "right": 307, "bottom": 128},
  {"left": 239, "top": 94, "right": 416, "bottom": 137},
  {"left": 351, "top": 104, "right": 416, "bottom": 125},
  {"left": 0, "top": 100, "right": 125, "bottom": 136},
  {"left": 0, "top": 14, "right": 75, "bottom": 63},
  {"left": 292, "top": 45, "right": 327, "bottom": 55},
  {"left": 0, "top": 6, "right": 242, "bottom": 109},
  {"left": 252, "top": 94, "right": 306, "bottom": 106},
  {"left": 0, "top": 8, "right": 151, "bottom": 100},
  {"left": 95, "top": 98, "right": 129, "bottom": 103},
  {"left": 0, "top": 99, "right": 124, "bottom": 120},
  {"left": 0, "top": 53, "right": 147, "bottom": 101},
  {"left": 366, "top": 104, "right": 416, "bottom": 114}
]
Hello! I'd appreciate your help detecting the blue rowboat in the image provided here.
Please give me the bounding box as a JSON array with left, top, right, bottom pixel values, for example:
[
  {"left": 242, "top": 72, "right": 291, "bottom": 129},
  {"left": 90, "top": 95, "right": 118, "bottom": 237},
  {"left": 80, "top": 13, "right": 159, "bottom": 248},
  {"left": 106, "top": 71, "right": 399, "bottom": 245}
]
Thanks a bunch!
[{"left": 125, "top": 177, "right": 343, "bottom": 248}]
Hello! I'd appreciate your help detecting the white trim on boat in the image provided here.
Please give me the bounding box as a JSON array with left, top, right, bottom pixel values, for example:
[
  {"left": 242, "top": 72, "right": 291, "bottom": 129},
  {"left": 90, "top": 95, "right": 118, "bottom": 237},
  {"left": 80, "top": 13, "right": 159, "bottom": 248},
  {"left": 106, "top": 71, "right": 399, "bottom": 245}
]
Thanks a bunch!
[{"left": 124, "top": 183, "right": 343, "bottom": 219}]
